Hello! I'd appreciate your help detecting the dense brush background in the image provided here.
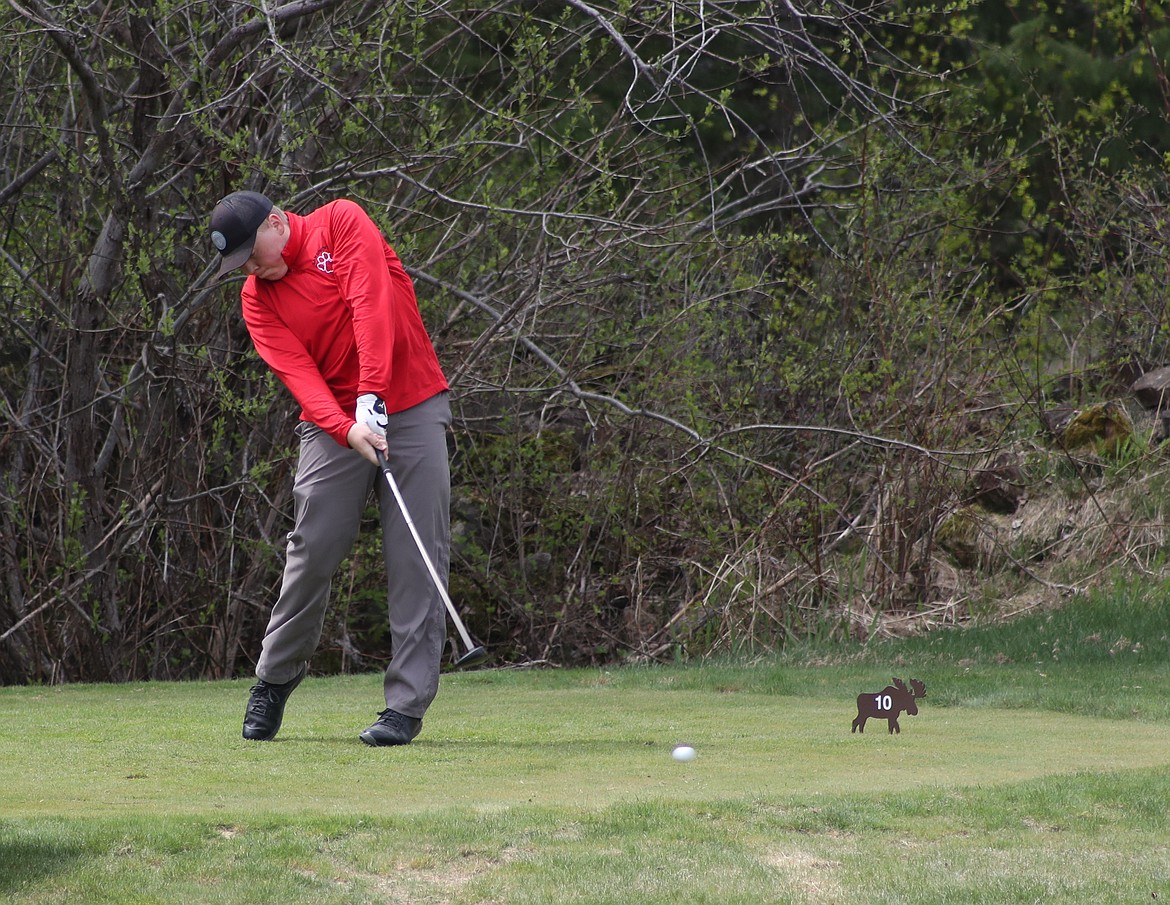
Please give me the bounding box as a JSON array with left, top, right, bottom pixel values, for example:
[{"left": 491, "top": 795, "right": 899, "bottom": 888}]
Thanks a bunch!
[{"left": 2, "top": 0, "right": 1170, "bottom": 683}]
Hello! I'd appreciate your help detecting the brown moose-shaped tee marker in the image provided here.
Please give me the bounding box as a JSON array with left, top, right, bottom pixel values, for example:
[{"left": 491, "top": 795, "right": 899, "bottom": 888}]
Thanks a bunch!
[{"left": 852, "top": 678, "right": 926, "bottom": 734}]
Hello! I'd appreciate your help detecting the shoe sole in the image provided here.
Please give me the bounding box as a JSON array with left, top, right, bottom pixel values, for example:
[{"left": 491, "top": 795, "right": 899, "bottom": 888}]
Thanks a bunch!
[{"left": 359, "top": 731, "right": 413, "bottom": 747}]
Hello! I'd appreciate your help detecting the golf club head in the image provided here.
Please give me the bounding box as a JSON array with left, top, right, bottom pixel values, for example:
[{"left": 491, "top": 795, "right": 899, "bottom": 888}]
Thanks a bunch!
[{"left": 452, "top": 645, "right": 488, "bottom": 669}]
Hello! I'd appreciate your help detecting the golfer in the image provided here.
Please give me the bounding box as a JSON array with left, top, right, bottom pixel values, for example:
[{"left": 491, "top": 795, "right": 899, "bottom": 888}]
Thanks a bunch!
[{"left": 209, "top": 190, "right": 451, "bottom": 746}]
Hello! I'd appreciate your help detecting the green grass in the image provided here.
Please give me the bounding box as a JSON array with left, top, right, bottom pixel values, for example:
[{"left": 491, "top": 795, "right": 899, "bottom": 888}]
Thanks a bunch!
[{"left": 3, "top": 580, "right": 1170, "bottom": 903}]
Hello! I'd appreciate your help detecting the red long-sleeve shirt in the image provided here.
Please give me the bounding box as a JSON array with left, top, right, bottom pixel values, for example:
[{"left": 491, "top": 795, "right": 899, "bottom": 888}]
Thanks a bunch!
[{"left": 240, "top": 200, "right": 448, "bottom": 446}]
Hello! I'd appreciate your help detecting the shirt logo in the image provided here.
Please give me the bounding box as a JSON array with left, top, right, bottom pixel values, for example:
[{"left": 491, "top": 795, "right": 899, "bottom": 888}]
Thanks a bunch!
[{"left": 315, "top": 248, "right": 334, "bottom": 274}]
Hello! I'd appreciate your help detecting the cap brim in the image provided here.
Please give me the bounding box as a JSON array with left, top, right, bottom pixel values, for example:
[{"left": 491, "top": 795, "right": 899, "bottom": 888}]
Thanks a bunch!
[{"left": 214, "top": 240, "right": 256, "bottom": 280}]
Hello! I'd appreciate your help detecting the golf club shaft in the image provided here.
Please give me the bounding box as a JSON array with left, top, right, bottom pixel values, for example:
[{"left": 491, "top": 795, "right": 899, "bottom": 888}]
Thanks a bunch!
[{"left": 375, "top": 449, "right": 478, "bottom": 654}]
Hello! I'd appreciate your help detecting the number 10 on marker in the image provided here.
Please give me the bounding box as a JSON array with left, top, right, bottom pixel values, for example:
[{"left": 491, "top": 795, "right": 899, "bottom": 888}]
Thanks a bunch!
[{"left": 874, "top": 694, "right": 892, "bottom": 711}]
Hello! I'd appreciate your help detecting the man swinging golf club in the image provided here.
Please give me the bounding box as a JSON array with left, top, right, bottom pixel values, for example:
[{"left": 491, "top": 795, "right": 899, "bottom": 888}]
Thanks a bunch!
[{"left": 209, "top": 189, "right": 452, "bottom": 746}]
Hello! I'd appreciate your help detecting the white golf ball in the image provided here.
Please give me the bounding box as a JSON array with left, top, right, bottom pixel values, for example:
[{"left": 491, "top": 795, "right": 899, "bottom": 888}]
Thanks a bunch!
[{"left": 672, "top": 745, "right": 696, "bottom": 762}]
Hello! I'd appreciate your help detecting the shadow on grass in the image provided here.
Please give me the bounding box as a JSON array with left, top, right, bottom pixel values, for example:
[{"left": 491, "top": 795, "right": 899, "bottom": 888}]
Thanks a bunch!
[
  {"left": 275, "top": 735, "right": 665, "bottom": 751},
  {"left": 0, "top": 837, "right": 86, "bottom": 895}
]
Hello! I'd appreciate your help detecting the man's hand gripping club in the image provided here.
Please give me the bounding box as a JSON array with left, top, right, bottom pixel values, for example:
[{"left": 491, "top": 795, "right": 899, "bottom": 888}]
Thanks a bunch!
[{"left": 349, "top": 392, "right": 389, "bottom": 464}]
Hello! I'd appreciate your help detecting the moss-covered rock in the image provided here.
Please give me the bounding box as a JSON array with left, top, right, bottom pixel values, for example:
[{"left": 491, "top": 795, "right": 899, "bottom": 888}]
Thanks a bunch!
[
  {"left": 1061, "top": 401, "right": 1134, "bottom": 454},
  {"left": 937, "top": 506, "right": 981, "bottom": 568}
]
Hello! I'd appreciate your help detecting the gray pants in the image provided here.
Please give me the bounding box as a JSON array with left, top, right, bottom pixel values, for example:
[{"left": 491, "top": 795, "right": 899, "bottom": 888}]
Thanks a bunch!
[{"left": 256, "top": 391, "right": 451, "bottom": 719}]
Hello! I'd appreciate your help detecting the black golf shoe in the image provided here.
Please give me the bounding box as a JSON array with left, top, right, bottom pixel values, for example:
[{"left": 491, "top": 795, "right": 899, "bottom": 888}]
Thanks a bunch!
[
  {"left": 242, "top": 665, "right": 306, "bottom": 741},
  {"left": 359, "top": 709, "right": 422, "bottom": 746}
]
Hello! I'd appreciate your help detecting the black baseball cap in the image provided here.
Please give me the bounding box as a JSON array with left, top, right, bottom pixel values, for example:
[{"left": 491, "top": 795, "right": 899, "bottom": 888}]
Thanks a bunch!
[{"left": 209, "top": 191, "right": 274, "bottom": 278}]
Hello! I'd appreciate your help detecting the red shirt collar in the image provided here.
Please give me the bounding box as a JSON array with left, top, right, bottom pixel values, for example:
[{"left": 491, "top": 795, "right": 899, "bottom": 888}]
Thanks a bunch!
[{"left": 281, "top": 210, "right": 306, "bottom": 265}]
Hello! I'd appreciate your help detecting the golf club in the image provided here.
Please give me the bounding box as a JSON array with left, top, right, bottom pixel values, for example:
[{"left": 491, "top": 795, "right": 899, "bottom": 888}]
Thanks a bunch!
[{"left": 375, "top": 448, "right": 488, "bottom": 669}]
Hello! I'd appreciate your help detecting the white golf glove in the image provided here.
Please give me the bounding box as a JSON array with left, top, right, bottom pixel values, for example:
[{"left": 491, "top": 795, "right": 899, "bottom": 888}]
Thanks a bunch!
[{"left": 355, "top": 393, "right": 388, "bottom": 432}]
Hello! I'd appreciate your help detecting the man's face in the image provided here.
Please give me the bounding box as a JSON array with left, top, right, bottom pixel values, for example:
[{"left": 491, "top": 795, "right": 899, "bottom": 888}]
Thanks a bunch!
[{"left": 241, "top": 214, "right": 289, "bottom": 281}]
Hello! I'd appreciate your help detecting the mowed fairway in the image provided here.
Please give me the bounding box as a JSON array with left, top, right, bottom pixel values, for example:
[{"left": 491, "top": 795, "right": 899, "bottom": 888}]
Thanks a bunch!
[
  {"left": 2, "top": 670, "right": 1169, "bottom": 818},
  {"left": 6, "top": 590, "right": 1170, "bottom": 905}
]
